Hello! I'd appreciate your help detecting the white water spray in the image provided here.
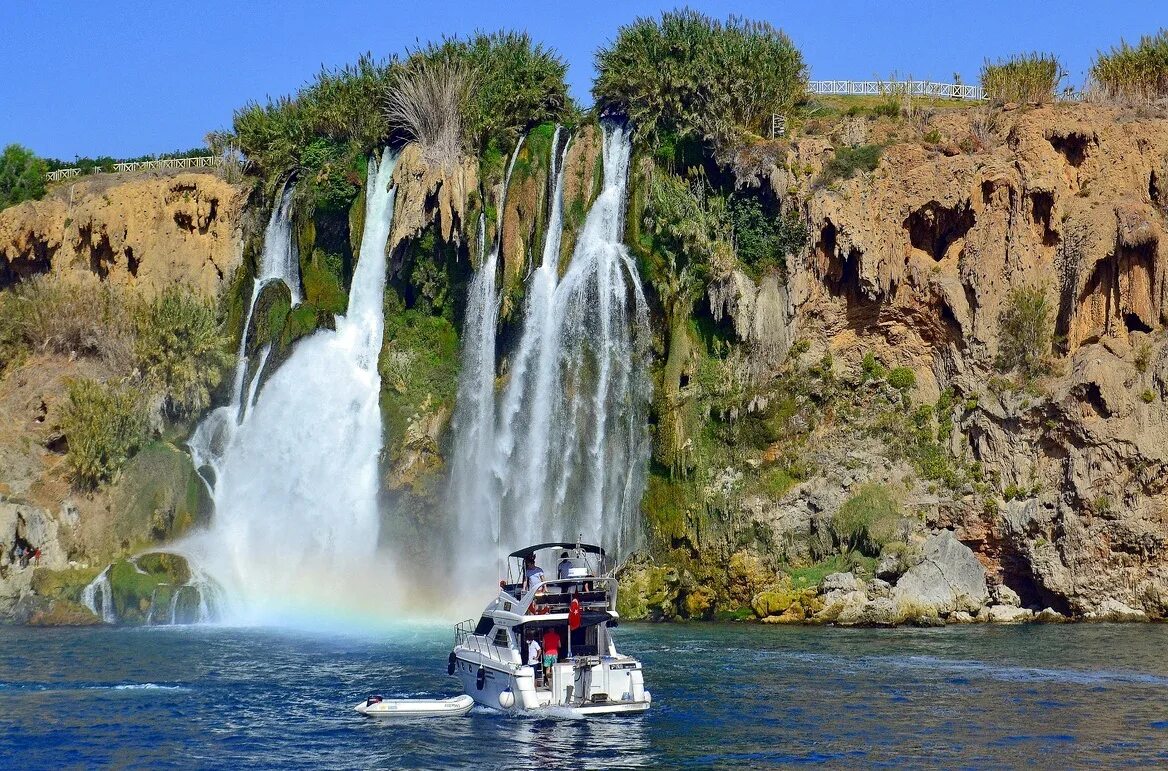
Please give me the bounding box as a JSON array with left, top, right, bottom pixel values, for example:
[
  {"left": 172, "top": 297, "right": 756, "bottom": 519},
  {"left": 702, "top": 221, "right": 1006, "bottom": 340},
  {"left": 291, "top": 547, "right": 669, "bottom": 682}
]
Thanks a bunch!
[
  {"left": 450, "top": 124, "right": 651, "bottom": 586},
  {"left": 184, "top": 149, "right": 399, "bottom": 623}
]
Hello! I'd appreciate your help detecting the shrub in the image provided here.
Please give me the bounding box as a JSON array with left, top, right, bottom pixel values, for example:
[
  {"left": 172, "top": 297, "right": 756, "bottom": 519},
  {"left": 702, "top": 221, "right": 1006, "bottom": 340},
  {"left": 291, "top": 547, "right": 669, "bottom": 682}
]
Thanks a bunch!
[
  {"left": 641, "top": 171, "right": 729, "bottom": 314},
  {"left": 60, "top": 378, "right": 148, "bottom": 488},
  {"left": 1091, "top": 29, "right": 1168, "bottom": 103},
  {"left": 410, "top": 31, "right": 569, "bottom": 152},
  {"left": 887, "top": 367, "right": 916, "bottom": 391},
  {"left": 727, "top": 194, "right": 808, "bottom": 278},
  {"left": 1141, "top": 389, "right": 1156, "bottom": 404},
  {"left": 1134, "top": 342, "right": 1152, "bottom": 373},
  {"left": 996, "top": 285, "right": 1052, "bottom": 379},
  {"left": 133, "top": 286, "right": 232, "bottom": 420},
  {"left": 0, "top": 144, "right": 47, "bottom": 210},
  {"left": 594, "top": 10, "right": 807, "bottom": 147},
  {"left": 861, "top": 352, "right": 887, "bottom": 382},
  {"left": 298, "top": 138, "right": 362, "bottom": 212},
  {"left": 819, "top": 143, "right": 882, "bottom": 185},
  {"left": 981, "top": 53, "right": 1063, "bottom": 104},
  {"left": 0, "top": 274, "right": 134, "bottom": 369},
  {"left": 832, "top": 483, "right": 902, "bottom": 556}
]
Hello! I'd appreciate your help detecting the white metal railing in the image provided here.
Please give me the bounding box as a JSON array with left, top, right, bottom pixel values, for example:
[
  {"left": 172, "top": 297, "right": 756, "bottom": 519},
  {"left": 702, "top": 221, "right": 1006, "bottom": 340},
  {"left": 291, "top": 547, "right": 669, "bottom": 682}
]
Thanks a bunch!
[
  {"left": 46, "top": 155, "right": 241, "bottom": 183},
  {"left": 808, "top": 80, "right": 986, "bottom": 101}
]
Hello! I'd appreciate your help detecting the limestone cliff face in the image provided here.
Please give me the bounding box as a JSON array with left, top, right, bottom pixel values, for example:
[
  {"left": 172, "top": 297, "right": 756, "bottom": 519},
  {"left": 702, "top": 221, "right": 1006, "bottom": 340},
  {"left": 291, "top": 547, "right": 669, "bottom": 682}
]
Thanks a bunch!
[
  {"left": 0, "top": 171, "right": 247, "bottom": 296},
  {"left": 705, "top": 103, "right": 1168, "bottom": 618},
  {"left": 387, "top": 144, "right": 478, "bottom": 257}
]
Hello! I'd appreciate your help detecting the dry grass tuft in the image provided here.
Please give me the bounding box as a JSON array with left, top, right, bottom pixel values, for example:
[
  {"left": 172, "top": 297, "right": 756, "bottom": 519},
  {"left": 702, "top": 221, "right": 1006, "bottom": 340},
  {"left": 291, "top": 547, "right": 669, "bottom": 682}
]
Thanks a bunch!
[{"left": 385, "top": 58, "right": 473, "bottom": 170}]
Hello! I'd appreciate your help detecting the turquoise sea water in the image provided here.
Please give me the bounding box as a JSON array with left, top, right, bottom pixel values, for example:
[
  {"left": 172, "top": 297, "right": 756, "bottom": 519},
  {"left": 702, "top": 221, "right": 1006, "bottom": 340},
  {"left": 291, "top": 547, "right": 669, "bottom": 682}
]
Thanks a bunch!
[{"left": 2, "top": 622, "right": 1167, "bottom": 768}]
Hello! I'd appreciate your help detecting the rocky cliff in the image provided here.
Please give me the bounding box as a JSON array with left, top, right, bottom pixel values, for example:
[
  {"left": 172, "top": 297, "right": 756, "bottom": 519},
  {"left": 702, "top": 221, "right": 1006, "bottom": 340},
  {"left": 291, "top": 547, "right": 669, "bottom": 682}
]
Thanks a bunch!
[
  {"left": 3, "top": 104, "right": 1166, "bottom": 626},
  {"left": 0, "top": 171, "right": 247, "bottom": 296},
  {"left": 627, "top": 102, "right": 1168, "bottom": 624}
]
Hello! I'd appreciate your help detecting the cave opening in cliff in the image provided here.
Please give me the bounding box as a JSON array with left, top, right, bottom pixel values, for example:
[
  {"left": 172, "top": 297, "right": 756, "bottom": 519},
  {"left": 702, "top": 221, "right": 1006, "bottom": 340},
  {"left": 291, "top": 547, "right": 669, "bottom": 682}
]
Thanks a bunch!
[
  {"left": 1151, "top": 170, "right": 1161, "bottom": 207},
  {"left": 904, "top": 200, "right": 975, "bottom": 262},
  {"left": 1048, "top": 131, "right": 1091, "bottom": 168},
  {"left": 1028, "top": 190, "right": 1058, "bottom": 247},
  {"left": 125, "top": 246, "right": 140, "bottom": 277},
  {"left": 78, "top": 224, "right": 117, "bottom": 280}
]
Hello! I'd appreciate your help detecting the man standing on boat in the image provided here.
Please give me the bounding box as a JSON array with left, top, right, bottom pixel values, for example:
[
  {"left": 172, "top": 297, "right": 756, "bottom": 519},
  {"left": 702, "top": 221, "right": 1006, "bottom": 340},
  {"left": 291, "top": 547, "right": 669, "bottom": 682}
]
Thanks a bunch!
[
  {"left": 541, "top": 626, "right": 561, "bottom": 682},
  {"left": 523, "top": 554, "right": 545, "bottom": 593},
  {"left": 526, "top": 632, "right": 543, "bottom": 686}
]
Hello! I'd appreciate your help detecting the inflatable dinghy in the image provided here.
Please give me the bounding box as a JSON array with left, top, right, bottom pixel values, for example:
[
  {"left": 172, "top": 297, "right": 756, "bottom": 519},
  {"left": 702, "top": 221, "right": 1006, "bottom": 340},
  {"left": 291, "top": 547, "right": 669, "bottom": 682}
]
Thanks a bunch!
[{"left": 354, "top": 694, "right": 474, "bottom": 718}]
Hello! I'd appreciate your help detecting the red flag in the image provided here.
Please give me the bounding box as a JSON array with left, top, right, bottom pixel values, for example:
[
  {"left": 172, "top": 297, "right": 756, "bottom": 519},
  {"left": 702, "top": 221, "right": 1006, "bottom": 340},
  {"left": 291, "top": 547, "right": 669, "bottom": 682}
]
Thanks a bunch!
[{"left": 568, "top": 597, "right": 582, "bottom": 630}]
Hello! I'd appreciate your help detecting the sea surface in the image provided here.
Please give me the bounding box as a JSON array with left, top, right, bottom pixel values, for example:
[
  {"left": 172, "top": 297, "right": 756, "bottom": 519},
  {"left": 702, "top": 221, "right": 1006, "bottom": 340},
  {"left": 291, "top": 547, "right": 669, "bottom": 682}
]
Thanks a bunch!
[{"left": 2, "top": 622, "right": 1167, "bottom": 768}]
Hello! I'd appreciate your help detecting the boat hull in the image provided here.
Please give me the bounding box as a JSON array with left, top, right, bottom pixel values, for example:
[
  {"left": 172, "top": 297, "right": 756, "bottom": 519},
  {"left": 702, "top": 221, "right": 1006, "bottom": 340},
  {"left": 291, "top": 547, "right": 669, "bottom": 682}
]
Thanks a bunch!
[
  {"left": 453, "top": 650, "right": 651, "bottom": 717},
  {"left": 354, "top": 694, "right": 474, "bottom": 718}
]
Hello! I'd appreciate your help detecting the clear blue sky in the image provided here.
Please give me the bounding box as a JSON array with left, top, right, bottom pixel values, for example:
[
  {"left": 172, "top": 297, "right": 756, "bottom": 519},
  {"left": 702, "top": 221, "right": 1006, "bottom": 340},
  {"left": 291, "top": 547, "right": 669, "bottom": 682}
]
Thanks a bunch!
[{"left": 1, "top": 0, "right": 1159, "bottom": 159}]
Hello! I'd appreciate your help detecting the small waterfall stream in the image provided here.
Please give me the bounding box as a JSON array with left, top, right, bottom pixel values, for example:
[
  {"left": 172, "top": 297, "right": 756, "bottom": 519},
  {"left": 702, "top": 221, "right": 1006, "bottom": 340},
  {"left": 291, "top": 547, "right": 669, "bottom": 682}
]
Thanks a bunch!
[
  {"left": 449, "top": 123, "right": 651, "bottom": 586},
  {"left": 80, "top": 566, "right": 116, "bottom": 624},
  {"left": 183, "top": 149, "right": 400, "bottom": 623}
]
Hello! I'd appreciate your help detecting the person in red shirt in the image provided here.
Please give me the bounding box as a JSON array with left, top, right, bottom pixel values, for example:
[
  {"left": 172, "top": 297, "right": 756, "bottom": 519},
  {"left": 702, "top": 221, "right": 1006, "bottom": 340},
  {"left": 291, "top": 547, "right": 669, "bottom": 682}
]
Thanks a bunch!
[{"left": 541, "top": 627, "right": 561, "bottom": 681}]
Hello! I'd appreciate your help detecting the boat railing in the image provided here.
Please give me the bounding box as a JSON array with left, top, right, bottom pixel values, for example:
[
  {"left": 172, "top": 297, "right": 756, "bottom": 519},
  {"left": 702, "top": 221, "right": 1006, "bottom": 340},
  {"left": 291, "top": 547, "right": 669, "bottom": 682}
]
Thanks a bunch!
[
  {"left": 453, "top": 619, "right": 515, "bottom": 666},
  {"left": 519, "top": 577, "right": 617, "bottom": 615}
]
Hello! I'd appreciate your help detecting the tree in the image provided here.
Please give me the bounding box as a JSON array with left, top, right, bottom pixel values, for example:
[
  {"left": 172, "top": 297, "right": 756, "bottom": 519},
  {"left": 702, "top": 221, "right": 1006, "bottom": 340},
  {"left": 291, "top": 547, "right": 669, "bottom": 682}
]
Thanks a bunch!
[{"left": 0, "top": 144, "right": 47, "bottom": 210}]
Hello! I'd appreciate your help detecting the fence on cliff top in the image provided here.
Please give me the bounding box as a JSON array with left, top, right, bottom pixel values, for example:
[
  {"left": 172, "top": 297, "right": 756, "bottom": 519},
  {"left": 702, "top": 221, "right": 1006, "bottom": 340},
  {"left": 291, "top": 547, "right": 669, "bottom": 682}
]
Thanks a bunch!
[
  {"left": 46, "top": 155, "right": 242, "bottom": 183},
  {"left": 808, "top": 79, "right": 987, "bottom": 101}
]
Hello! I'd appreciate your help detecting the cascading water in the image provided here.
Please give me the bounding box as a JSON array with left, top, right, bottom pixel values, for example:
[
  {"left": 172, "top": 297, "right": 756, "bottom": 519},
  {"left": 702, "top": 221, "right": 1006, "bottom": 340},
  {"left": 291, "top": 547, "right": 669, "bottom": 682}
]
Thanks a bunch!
[
  {"left": 182, "top": 149, "right": 400, "bottom": 623},
  {"left": 450, "top": 123, "right": 651, "bottom": 587},
  {"left": 447, "top": 139, "right": 526, "bottom": 584},
  {"left": 80, "top": 567, "right": 116, "bottom": 624},
  {"left": 189, "top": 184, "right": 301, "bottom": 479}
]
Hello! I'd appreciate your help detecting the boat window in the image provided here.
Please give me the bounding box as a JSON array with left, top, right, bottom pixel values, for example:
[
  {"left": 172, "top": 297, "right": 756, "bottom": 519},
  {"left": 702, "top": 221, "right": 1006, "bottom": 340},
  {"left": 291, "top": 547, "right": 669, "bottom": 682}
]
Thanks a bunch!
[
  {"left": 473, "top": 616, "right": 493, "bottom": 635},
  {"left": 492, "top": 628, "right": 511, "bottom": 648}
]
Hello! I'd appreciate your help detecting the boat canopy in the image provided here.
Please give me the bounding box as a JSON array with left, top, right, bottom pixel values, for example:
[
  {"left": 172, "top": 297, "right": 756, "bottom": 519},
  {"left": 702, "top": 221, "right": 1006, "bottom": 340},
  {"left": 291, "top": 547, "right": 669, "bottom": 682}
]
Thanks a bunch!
[{"left": 508, "top": 542, "right": 605, "bottom": 559}]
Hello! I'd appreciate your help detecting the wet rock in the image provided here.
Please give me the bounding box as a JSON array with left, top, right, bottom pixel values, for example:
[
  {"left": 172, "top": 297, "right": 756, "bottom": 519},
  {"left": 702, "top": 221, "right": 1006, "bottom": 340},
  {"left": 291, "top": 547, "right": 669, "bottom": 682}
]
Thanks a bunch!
[{"left": 949, "top": 610, "right": 977, "bottom": 624}]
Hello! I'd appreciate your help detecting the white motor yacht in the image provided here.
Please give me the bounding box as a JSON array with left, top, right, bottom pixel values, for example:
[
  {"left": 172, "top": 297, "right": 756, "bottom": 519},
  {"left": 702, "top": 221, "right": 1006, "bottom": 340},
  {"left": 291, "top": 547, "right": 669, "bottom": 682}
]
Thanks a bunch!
[{"left": 449, "top": 542, "right": 651, "bottom": 717}]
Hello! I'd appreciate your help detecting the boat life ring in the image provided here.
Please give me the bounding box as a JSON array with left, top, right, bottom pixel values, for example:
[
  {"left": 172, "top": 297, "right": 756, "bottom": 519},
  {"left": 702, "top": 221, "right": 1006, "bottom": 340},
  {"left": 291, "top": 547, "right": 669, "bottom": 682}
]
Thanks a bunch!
[
  {"left": 447, "top": 652, "right": 457, "bottom": 676},
  {"left": 476, "top": 666, "right": 486, "bottom": 691}
]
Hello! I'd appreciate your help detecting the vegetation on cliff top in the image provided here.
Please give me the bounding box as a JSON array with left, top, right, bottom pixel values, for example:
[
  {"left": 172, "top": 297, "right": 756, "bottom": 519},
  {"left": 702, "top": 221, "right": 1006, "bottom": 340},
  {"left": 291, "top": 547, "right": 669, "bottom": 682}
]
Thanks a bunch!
[
  {"left": 1091, "top": 28, "right": 1168, "bottom": 103},
  {"left": 594, "top": 9, "right": 807, "bottom": 148},
  {"left": 981, "top": 52, "right": 1064, "bottom": 104},
  {"left": 0, "top": 144, "right": 47, "bottom": 210}
]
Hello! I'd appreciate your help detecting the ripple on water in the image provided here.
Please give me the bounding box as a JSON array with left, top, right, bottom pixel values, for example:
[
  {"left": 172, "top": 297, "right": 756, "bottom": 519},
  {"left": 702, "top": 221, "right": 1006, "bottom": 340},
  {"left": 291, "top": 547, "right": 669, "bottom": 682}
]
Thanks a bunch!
[{"left": 2, "top": 623, "right": 1168, "bottom": 768}]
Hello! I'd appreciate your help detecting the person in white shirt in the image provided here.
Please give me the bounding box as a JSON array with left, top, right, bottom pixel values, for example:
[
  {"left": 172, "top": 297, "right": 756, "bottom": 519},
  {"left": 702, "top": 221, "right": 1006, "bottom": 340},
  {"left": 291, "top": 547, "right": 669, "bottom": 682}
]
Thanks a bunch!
[{"left": 526, "top": 633, "right": 543, "bottom": 686}]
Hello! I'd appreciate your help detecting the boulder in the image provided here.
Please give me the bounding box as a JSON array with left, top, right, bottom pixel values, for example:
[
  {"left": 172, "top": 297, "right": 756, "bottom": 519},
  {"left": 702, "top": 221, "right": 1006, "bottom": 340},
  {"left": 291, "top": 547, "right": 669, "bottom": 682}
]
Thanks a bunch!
[
  {"left": 1034, "top": 607, "right": 1068, "bottom": 623},
  {"left": 1085, "top": 599, "right": 1147, "bottom": 622},
  {"left": 821, "top": 571, "right": 860, "bottom": 593},
  {"left": 892, "top": 530, "right": 989, "bottom": 616},
  {"left": 992, "top": 584, "right": 1022, "bottom": 607},
  {"left": 983, "top": 604, "right": 1033, "bottom": 623}
]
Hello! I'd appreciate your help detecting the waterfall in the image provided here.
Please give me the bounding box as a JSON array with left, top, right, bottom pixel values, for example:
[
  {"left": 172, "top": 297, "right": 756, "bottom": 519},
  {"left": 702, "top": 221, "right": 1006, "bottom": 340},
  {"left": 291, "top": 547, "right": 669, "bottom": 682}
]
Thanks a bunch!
[
  {"left": 182, "top": 148, "right": 400, "bottom": 623},
  {"left": 449, "top": 123, "right": 650, "bottom": 586},
  {"left": 447, "top": 139, "right": 525, "bottom": 584},
  {"left": 81, "top": 566, "right": 116, "bottom": 624},
  {"left": 189, "top": 184, "right": 300, "bottom": 482}
]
